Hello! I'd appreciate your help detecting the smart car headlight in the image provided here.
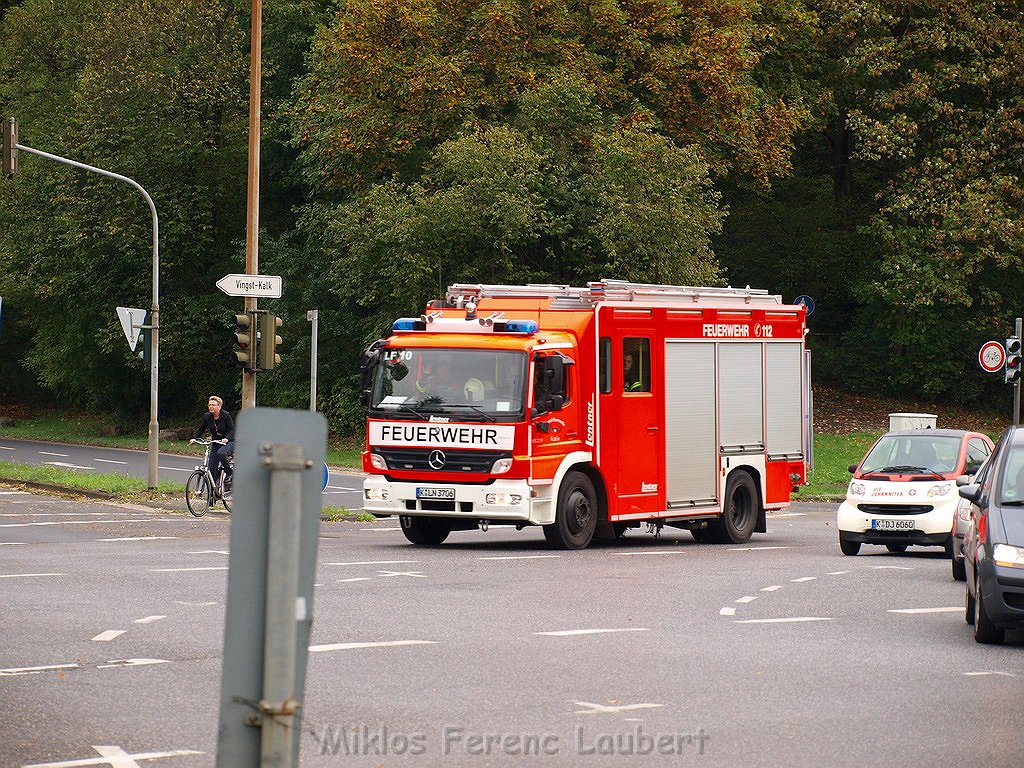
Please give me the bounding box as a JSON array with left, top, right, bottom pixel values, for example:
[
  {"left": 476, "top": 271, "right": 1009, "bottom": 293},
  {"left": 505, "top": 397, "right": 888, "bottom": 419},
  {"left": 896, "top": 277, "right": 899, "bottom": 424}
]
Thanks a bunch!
[
  {"left": 993, "top": 543, "right": 1024, "bottom": 569},
  {"left": 848, "top": 482, "right": 866, "bottom": 497},
  {"left": 927, "top": 484, "right": 952, "bottom": 498}
]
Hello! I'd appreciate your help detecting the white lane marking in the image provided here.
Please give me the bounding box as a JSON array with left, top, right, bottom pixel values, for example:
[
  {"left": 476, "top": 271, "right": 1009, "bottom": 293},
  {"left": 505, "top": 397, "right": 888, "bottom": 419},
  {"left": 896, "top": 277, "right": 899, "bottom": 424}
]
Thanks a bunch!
[
  {"left": 377, "top": 570, "right": 426, "bottom": 578},
  {"left": 43, "top": 461, "right": 95, "bottom": 470},
  {"left": 761, "top": 585, "right": 783, "bottom": 592},
  {"left": 827, "top": 571, "right": 850, "bottom": 575},
  {"left": 38, "top": 451, "right": 69, "bottom": 457},
  {"left": 337, "top": 577, "right": 373, "bottom": 583},
  {"left": 0, "top": 542, "right": 28, "bottom": 545},
  {"left": 159, "top": 466, "right": 193, "bottom": 473},
  {"left": 0, "top": 663, "right": 79, "bottom": 676},
  {"left": 187, "top": 550, "right": 229, "bottom": 554},
  {"left": 1, "top": 512, "right": 113, "bottom": 517},
  {"left": 0, "top": 572, "right": 65, "bottom": 579},
  {"left": 480, "top": 555, "right": 561, "bottom": 560},
  {"left": 615, "top": 551, "right": 685, "bottom": 556},
  {"left": 719, "top": 607, "right": 736, "bottom": 616},
  {"left": 0, "top": 446, "right": 15, "bottom": 450},
  {"left": 1, "top": 519, "right": 158, "bottom": 528},
  {"left": 791, "top": 576, "right": 817, "bottom": 582},
  {"left": 172, "top": 601, "right": 216, "bottom": 606},
  {"left": 97, "top": 537, "right": 178, "bottom": 542},
  {"left": 92, "top": 630, "right": 126, "bottom": 642},
  {"left": 309, "top": 640, "right": 438, "bottom": 653},
  {"left": 870, "top": 565, "right": 913, "bottom": 571},
  {"left": 888, "top": 607, "right": 961, "bottom": 614},
  {"left": 150, "top": 566, "right": 228, "bottom": 572},
  {"left": 134, "top": 615, "right": 166, "bottom": 624},
  {"left": 573, "top": 701, "right": 664, "bottom": 715},
  {"left": 323, "top": 560, "right": 419, "bottom": 566},
  {"left": 735, "top": 596, "right": 758, "bottom": 604},
  {"left": 96, "top": 658, "right": 171, "bottom": 669},
  {"left": 535, "top": 628, "right": 650, "bottom": 637},
  {"left": 963, "top": 671, "right": 1018, "bottom": 677},
  {"left": 358, "top": 527, "right": 401, "bottom": 532},
  {"left": 24, "top": 745, "right": 203, "bottom": 768},
  {"left": 728, "top": 546, "right": 792, "bottom": 551},
  {"left": 326, "top": 485, "right": 358, "bottom": 491},
  {"left": 770, "top": 512, "right": 806, "bottom": 518},
  {"left": 735, "top": 617, "right": 833, "bottom": 624},
  {"left": 94, "top": 459, "right": 128, "bottom": 465}
]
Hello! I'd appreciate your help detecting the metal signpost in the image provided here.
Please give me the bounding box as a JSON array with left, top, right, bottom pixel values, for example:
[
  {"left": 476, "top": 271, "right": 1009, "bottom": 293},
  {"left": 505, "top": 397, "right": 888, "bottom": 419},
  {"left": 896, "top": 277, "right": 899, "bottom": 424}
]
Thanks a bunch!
[
  {"left": 216, "top": 408, "right": 327, "bottom": 768},
  {"left": 977, "top": 317, "right": 1023, "bottom": 425}
]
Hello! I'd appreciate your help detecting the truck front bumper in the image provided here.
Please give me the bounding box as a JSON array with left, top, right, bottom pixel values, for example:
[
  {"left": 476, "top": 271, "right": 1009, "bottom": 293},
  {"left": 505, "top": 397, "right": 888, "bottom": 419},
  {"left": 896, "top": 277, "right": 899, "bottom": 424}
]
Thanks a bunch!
[{"left": 362, "top": 476, "right": 554, "bottom": 525}]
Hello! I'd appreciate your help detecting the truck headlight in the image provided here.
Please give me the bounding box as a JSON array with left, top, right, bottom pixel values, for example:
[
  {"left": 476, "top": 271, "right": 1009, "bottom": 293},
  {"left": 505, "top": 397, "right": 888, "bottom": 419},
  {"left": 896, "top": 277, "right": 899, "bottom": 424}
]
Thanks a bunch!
[
  {"left": 491, "top": 458, "right": 513, "bottom": 474},
  {"left": 364, "top": 487, "right": 390, "bottom": 501},
  {"left": 369, "top": 453, "right": 387, "bottom": 470},
  {"left": 993, "top": 543, "right": 1024, "bottom": 569}
]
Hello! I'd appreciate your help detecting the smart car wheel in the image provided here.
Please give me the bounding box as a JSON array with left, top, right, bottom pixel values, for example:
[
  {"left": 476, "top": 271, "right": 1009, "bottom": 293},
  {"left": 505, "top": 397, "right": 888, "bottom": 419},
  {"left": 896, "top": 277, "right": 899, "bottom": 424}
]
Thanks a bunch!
[{"left": 839, "top": 536, "right": 861, "bottom": 556}]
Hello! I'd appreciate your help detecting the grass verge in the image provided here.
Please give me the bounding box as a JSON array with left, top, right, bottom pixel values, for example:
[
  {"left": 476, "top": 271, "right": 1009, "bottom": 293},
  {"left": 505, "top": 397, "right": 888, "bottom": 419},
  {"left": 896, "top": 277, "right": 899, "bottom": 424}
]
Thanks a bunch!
[{"left": 0, "top": 461, "right": 182, "bottom": 499}]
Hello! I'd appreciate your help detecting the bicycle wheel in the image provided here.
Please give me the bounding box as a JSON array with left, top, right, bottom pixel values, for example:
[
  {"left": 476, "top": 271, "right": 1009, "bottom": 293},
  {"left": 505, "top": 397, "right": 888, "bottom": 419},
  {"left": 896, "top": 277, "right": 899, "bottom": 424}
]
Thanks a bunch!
[
  {"left": 185, "top": 470, "right": 211, "bottom": 518},
  {"left": 220, "top": 475, "right": 232, "bottom": 513}
]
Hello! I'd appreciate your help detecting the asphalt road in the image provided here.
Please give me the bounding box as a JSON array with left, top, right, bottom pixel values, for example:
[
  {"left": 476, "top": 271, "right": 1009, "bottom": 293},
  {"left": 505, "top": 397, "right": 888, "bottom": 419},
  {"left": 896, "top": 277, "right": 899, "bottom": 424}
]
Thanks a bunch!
[
  {"left": 0, "top": 437, "right": 364, "bottom": 509},
  {"left": 1, "top": 493, "right": 1022, "bottom": 768}
]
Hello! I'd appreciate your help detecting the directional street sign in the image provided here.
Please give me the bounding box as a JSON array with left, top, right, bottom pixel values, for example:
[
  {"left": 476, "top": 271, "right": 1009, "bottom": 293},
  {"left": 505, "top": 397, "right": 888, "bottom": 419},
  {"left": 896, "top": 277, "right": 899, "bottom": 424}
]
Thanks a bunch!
[
  {"left": 116, "top": 306, "right": 147, "bottom": 353},
  {"left": 216, "top": 273, "right": 283, "bottom": 299}
]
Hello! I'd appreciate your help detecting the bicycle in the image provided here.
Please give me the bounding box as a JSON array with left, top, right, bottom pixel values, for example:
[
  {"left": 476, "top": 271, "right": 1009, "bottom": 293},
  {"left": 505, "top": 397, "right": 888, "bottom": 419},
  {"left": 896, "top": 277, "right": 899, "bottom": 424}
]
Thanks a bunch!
[{"left": 185, "top": 439, "right": 233, "bottom": 517}]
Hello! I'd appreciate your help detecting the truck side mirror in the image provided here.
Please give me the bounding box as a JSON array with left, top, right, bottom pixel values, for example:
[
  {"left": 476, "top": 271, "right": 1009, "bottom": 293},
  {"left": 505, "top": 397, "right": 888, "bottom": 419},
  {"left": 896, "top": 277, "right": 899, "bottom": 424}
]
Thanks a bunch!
[{"left": 360, "top": 339, "right": 385, "bottom": 390}]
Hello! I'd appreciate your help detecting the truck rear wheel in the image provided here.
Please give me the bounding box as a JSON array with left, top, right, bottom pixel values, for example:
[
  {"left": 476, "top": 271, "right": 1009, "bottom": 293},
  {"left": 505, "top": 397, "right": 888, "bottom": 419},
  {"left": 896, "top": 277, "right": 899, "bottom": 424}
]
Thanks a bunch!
[
  {"left": 399, "top": 515, "right": 451, "bottom": 546},
  {"left": 709, "top": 471, "right": 759, "bottom": 544},
  {"left": 544, "top": 472, "right": 597, "bottom": 550}
]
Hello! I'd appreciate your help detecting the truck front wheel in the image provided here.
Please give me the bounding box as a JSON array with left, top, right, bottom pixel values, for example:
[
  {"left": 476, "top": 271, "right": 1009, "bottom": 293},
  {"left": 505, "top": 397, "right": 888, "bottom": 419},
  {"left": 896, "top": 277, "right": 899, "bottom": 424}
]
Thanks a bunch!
[
  {"left": 544, "top": 472, "right": 597, "bottom": 550},
  {"left": 399, "top": 515, "right": 451, "bottom": 546}
]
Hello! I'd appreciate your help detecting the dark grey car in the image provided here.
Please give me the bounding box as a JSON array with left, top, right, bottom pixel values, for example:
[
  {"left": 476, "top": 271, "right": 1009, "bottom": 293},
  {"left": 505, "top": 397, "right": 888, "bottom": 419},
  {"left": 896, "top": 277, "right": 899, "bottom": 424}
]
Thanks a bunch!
[{"left": 959, "top": 425, "right": 1024, "bottom": 644}]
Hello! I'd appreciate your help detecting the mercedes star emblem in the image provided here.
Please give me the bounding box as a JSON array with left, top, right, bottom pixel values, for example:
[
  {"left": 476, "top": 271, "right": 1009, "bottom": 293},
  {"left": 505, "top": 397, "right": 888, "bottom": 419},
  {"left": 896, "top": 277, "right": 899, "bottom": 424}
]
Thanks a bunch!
[{"left": 428, "top": 450, "right": 447, "bottom": 470}]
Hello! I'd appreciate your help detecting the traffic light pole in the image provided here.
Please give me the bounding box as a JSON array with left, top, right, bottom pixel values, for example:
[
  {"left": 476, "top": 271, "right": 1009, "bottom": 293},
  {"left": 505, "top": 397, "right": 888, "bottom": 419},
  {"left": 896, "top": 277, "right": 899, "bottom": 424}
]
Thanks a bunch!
[
  {"left": 1015, "top": 317, "right": 1022, "bottom": 425},
  {"left": 14, "top": 141, "right": 161, "bottom": 489}
]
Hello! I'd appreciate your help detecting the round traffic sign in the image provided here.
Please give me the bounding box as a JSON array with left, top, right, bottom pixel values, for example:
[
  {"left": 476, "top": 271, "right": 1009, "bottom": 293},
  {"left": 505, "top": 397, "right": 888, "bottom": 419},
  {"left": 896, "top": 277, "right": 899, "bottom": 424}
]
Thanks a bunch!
[
  {"left": 793, "top": 294, "right": 815, "bottom": 316},
  {"left": 979, "top": 340, "right": 1006, "bottom": 373},
  {"left": 321, "top": 461, "right": 330, "bottom": 493}
]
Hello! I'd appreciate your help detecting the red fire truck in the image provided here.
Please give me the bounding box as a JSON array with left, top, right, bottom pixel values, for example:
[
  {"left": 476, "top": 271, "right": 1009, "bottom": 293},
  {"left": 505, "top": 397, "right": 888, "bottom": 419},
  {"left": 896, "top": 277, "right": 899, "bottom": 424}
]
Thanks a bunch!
[{"left": 361, "top": 280, "right": 810, "bottom": 549}]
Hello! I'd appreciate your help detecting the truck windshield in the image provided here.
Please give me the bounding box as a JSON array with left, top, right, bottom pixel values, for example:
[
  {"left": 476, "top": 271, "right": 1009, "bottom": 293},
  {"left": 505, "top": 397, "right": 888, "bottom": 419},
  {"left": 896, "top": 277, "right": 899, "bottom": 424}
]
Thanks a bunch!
[{"left": 370, "top": 347, "right": 527, "bottom": 420}]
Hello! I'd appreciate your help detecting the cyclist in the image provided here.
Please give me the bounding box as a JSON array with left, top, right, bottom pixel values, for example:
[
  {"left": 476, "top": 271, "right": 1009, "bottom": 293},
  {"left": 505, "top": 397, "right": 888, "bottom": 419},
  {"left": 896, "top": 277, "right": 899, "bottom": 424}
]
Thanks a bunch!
[{"left": 192, "top": 395, "right": 234, "bottom": 494}]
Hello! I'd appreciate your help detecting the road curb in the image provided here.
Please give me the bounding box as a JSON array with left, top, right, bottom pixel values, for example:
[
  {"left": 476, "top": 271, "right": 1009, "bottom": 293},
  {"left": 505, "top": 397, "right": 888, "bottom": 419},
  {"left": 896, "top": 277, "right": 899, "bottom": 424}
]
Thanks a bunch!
[{"left": 0, "top": 477, "right": 117, "bottom": 500}]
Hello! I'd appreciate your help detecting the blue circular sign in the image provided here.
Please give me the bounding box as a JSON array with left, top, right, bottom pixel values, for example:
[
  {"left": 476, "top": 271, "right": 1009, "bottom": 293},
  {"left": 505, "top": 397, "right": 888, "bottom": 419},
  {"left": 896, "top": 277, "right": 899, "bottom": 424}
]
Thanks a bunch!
[
  {"left": 793, "top": 294, "right": 815, "bottom": 316},
  {"left": 321, "top": 461, "right": 330, "bottom": 493}
]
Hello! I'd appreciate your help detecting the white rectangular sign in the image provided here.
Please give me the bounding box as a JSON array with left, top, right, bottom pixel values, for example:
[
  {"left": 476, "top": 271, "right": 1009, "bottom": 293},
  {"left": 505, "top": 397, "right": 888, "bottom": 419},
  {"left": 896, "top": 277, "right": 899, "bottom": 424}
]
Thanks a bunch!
[
  {"left": 369, "top": 421, "right": 515, "bottom": 450},
  {"left": 216, "top": 273, "right": 283, "bottom": 298}
]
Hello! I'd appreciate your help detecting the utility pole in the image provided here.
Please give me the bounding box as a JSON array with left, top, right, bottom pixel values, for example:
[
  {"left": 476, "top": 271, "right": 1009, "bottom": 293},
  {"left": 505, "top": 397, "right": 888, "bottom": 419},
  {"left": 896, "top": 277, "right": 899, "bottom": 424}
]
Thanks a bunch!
[{"left": 242, "top": 0, "right": 263, "bottom": 410}]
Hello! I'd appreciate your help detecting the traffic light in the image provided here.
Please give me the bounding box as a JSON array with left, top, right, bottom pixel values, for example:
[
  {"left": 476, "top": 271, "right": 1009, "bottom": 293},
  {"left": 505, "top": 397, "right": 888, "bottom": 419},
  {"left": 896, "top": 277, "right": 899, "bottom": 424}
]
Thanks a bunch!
[
  {"left": 232, "top": 312, "right": 256, "bottom": 370},
  {"left": 2, "top": 117, "right": 18, "bottom": 177},
  {"left": 1006, "top": 337, "right": 1022, "bottom": 384},
  {"left": 258, "top": 312, "right": 282, "bottom": 370}
]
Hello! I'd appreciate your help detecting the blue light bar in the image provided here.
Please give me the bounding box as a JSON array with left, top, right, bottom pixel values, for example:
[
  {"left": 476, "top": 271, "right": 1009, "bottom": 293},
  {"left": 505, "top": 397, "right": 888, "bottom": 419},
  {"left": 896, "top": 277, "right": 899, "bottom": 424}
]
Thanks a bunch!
[
  {"left": 502, "top": 320, "right": 539, "bottom": 334},
  {"left": 392, "top": 318, "right": 426, "bottom": 331}
]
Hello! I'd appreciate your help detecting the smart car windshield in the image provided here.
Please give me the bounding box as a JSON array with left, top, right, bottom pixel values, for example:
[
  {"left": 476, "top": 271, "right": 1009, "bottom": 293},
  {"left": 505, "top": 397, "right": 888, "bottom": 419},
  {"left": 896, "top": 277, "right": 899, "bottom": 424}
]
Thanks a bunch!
[
  {"left": 370, "top": 347, "right": 527, "bottom": 420},
  {"left": 860, "top": 434, "right": 962, "bottom": 475}
]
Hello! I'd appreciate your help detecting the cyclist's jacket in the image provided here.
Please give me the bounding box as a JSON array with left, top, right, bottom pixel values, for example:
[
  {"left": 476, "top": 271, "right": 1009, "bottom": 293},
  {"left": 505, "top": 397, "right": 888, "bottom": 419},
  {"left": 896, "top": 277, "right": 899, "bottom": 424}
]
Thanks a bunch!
[{"left": 193, "top": 411, "right": 235, "bottom": 442}]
